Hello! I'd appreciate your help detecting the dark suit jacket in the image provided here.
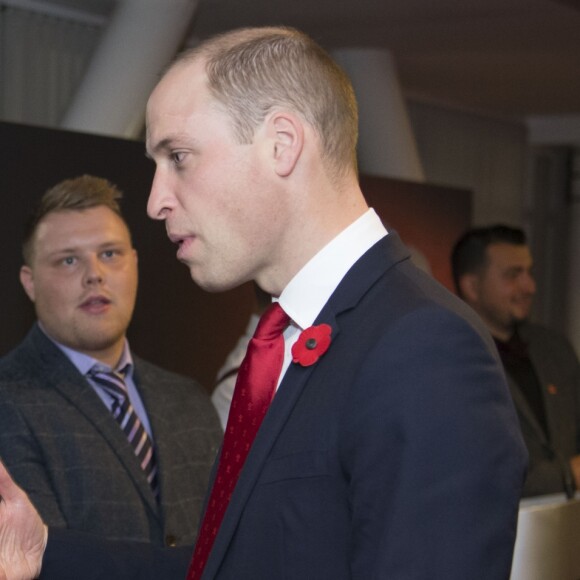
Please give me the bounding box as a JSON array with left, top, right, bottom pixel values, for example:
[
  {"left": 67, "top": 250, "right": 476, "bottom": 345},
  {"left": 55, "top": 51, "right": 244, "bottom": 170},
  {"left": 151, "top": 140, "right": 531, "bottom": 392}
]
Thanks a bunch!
[
  {"left": 203, "top": 233, "right": 526, "bottom": 579},
  {"left": 0, "top": 324, "right": 222, "bottom": 547},
  {"left": 41, "top": 529, "right": 191, "bottom": 580},
  {"left": 505, "top": 323, "right": 580, "bottom": 497},
  {"left": 38, "top": 233, "right": 527, "bottom": 579}
]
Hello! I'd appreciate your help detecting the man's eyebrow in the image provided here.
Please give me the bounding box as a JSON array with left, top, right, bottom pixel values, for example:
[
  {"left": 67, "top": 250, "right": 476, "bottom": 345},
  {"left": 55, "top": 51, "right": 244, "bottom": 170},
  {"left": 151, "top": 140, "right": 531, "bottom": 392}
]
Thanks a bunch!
[
  {"left": 145, "top": 133, "right": 193, "bottom": 158},
  {"left": 46, "top": 247, "right": 77, "bottom": 257},
  {"left": 46, "top": 239, "right": 128, "bottom": 257},
  {"left": 145, "top": 138, "right": 173, "bottom": 159},
  {"left": 505, "top": 265, "right": 525, "bottom": 273}
]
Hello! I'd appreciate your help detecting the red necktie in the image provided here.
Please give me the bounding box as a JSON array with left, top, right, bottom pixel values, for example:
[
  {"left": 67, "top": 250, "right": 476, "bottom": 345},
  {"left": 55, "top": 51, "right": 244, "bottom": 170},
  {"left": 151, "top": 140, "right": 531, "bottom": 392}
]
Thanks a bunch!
[{"left": 187, "top": 302, "right": 290, "bottom": 579}]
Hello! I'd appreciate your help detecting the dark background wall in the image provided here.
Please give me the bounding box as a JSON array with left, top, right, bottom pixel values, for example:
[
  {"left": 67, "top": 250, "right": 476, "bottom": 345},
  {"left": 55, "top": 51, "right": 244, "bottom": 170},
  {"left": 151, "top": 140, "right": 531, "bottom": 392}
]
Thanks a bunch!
[{"left": 0, "top": 121, "right": 470, "bottom": 391}]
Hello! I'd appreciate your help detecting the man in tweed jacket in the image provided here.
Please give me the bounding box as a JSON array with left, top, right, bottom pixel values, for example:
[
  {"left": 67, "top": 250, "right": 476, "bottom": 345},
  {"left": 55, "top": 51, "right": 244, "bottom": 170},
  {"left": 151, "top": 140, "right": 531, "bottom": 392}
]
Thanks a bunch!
[{"left": 0, "top": 175, "right": 221, "bottom": 548}]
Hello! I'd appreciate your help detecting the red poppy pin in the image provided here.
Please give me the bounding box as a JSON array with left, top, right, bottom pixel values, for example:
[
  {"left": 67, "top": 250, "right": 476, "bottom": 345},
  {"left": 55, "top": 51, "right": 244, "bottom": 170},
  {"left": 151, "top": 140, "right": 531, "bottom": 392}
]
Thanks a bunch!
[{"left": 291, "top": 324, "right": 332, "bottom": 367}]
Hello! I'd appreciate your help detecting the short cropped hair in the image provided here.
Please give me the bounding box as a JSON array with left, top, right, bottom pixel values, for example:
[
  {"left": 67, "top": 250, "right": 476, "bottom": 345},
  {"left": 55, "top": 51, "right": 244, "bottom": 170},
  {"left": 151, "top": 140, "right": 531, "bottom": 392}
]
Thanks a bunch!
[
  {"left": 173, "top": 26, "right": 359, "bottom": 180},
  {"left": 22, "top": 175, "right": 127, "bottom": 265},
  {"left": 451, "top": 224, "right": 527, "bottom": 296}
]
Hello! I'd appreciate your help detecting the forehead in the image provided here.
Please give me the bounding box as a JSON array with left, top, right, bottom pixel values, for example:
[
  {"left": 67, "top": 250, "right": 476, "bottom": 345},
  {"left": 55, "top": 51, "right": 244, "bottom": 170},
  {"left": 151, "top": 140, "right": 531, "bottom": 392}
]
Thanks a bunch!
[
  {"left": 147, "top": 60, "right": 208, "bottom": 119},
  {"left": 146, "top": 59, "right": 217, "bottom": 150},
  {"left": 486, "top": 243, "right": 532, "bottom": 269},
  {"left": 35, "top": 206, "right": 131, "bottom": 246}
]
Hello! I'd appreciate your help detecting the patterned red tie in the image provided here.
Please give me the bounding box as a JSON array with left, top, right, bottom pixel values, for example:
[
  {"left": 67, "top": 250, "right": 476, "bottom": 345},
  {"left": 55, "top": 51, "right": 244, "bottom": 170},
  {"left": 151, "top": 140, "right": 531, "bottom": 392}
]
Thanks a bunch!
[{"left": 187, "top": 302, "right": 290, "bottom": 579}]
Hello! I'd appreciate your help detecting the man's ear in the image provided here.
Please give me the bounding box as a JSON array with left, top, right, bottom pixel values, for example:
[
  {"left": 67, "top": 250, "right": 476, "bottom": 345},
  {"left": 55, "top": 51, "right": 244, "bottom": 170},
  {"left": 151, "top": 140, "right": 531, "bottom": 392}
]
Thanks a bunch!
[
  {"left": 268, "top": 112, "right": 304, "bottom": 177},
  {"left": 19, "top": 265, "right": 36, "bottom": 303},
  {"left": 458, "top": 273, "right": 480, "bottom": 305}
]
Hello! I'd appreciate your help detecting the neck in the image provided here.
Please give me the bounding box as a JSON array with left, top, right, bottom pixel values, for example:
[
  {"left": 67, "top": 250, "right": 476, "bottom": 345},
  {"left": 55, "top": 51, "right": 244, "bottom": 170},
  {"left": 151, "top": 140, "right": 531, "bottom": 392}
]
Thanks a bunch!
[
  {"left": 261, "top": 201, "right": 369, "bottom": 296},
  {"left": 89, "top": 343, "right": 126, "bottom": 369}
]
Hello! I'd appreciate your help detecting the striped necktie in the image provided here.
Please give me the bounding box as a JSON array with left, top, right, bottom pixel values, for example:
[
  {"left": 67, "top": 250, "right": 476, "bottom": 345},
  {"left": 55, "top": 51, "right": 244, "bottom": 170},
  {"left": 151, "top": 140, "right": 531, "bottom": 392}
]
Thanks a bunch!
[{"left": 89, "top": 367, "right": 159, "bottom": 498}]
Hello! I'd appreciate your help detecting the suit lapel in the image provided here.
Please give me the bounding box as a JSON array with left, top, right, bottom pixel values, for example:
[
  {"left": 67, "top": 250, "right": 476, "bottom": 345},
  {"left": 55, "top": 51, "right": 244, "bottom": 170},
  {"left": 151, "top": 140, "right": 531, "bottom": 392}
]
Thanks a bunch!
[
  {"left": 27, "top": 326, "right": 159, "bottom": 516},
  {"left": 133, "top": 360, "right": 178, "bottom": 514},
  {"left": 504, "top": 373, "right": 549, "bottom": 444},
  {"left": 203, "top": 233, "right": 410, "bottom": 577},
  {"left": 520, "top": 326, "right": 559, "bottom": 444}
]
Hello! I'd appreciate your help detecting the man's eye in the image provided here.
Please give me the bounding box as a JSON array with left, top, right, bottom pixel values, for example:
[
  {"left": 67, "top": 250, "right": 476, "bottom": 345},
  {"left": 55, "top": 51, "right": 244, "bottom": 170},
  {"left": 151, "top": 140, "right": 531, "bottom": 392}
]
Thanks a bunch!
[
  {"left": 63, "top": 256, "right": 76, "bottom": 265},
  {"left": 172, "top": 152, "right": 185, "bottom": 165}
]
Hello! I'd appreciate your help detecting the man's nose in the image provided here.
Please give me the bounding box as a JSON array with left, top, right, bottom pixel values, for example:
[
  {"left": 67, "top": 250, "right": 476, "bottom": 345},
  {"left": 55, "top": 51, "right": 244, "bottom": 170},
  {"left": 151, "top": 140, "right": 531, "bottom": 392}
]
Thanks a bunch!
[
  {"left": 147, "top": 169, "right": 174, "bottom": 220},
  {"left": 84, "top": 257, "right": 104, "bottom": 286}
]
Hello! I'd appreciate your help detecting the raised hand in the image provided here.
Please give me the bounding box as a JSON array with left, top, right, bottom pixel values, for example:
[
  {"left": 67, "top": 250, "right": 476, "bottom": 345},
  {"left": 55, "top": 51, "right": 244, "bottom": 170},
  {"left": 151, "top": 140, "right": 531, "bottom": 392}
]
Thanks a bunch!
[{"left": 0, "top": 461, "right": 47, "bottom": 580}]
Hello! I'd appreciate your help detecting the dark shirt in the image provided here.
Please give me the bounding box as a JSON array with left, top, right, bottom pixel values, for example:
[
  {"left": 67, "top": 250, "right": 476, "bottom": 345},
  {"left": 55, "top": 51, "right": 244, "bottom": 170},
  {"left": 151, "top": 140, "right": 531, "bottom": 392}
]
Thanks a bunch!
[{"left": 494, "top": 330, "right": 550, "bottom": 439}]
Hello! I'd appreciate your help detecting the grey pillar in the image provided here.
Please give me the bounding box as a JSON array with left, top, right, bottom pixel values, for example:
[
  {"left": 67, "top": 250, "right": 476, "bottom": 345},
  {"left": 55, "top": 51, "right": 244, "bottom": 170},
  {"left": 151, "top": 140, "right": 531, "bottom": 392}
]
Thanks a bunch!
[
  {"left": 332, "top": 48, "right": 425, "bottom": 182},
  {"left": 61, "top": 0, "right": 199, "bottom": 139}
]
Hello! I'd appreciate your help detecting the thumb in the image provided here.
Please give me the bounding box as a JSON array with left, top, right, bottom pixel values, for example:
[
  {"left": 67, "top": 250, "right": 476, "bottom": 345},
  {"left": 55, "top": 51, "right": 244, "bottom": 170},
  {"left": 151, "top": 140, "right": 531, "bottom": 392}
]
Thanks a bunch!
[{"left": 0, "top": 460, "right": 21, "bottom": 503}]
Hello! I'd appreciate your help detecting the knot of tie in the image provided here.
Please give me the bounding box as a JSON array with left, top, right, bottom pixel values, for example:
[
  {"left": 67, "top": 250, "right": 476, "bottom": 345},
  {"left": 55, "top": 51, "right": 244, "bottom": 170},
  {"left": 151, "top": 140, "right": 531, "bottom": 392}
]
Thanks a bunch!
[
  {"left": 254, "top": 302, "right": 291, "bottom": 341},
  {"left": 89, "top": 367, "right": 129, "bottom": 406}
]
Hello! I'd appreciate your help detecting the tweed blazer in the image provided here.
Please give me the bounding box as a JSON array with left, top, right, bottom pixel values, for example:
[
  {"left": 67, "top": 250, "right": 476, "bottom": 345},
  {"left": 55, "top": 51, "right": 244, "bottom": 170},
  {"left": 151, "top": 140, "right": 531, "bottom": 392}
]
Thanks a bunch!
[
  {"left": 506, "top": 322, "right": 580, "bottom": 497},
  {"left": 0, "top": 324, "right": 222, "bottom": 547}
]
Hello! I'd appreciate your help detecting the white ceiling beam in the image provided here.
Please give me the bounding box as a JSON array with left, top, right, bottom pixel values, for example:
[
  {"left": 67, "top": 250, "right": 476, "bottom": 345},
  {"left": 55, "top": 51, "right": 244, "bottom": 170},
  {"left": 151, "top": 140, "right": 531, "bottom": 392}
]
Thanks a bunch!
[
  {"left": 61, "top": 0, "right": 198, "bottom": 139},
  {"left": 0, "top": 0, "right": 108, "bottom": 26}
]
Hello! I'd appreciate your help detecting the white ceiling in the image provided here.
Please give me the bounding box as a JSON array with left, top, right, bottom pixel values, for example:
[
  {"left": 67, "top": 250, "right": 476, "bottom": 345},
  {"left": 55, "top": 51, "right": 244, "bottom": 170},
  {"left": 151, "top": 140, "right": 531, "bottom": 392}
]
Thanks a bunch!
[{"left": 38, "top": 0, "right": 580, "bottom": 120}]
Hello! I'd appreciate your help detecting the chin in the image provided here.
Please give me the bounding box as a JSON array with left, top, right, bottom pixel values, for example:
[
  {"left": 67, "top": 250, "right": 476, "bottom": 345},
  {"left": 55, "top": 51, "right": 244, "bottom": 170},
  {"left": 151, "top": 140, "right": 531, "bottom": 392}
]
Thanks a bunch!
[
  {"left": 189, "top": 268, "right": 245, "bottom": 294},
  {"left": 75, "top": 324, "right": 125, "bottom": 348},
  {"left": 195, "top": 278, "right": 243, "bottom": 293},
  {"left": 512, "top": 315, "right": 530, "bottom": 327}
]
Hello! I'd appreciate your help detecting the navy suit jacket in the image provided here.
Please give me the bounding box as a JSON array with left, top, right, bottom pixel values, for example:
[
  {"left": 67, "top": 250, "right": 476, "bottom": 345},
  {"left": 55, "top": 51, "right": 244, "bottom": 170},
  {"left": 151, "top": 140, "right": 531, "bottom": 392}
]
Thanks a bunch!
[
  {"left": 39, "top": 233, "right": 527, "bottom": 579},
  {"left": 204, "top": 233, "right": 526, "bottom": 579}
]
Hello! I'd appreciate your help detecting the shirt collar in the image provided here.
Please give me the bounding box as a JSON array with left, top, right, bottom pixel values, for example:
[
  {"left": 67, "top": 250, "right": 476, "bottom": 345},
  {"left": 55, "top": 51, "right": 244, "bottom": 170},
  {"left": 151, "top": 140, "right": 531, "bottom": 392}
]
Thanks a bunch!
[{"left": 278, "top": 208, "right": 387, "bottom": 330}]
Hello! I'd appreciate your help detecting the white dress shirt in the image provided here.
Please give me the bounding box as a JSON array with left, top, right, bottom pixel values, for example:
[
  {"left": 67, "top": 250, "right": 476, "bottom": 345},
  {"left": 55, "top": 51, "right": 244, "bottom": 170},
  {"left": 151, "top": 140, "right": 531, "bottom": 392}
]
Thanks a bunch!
[{"left": 276, "top": 208, "right": 387, "bottom": 384}]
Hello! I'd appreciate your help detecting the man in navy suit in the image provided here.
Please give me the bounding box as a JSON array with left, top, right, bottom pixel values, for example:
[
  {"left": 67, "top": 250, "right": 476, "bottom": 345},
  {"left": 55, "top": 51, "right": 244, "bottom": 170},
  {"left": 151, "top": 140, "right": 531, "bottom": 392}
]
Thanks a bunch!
[{"left": 0, "top": 26, "right": 526, "bottom": 579}]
